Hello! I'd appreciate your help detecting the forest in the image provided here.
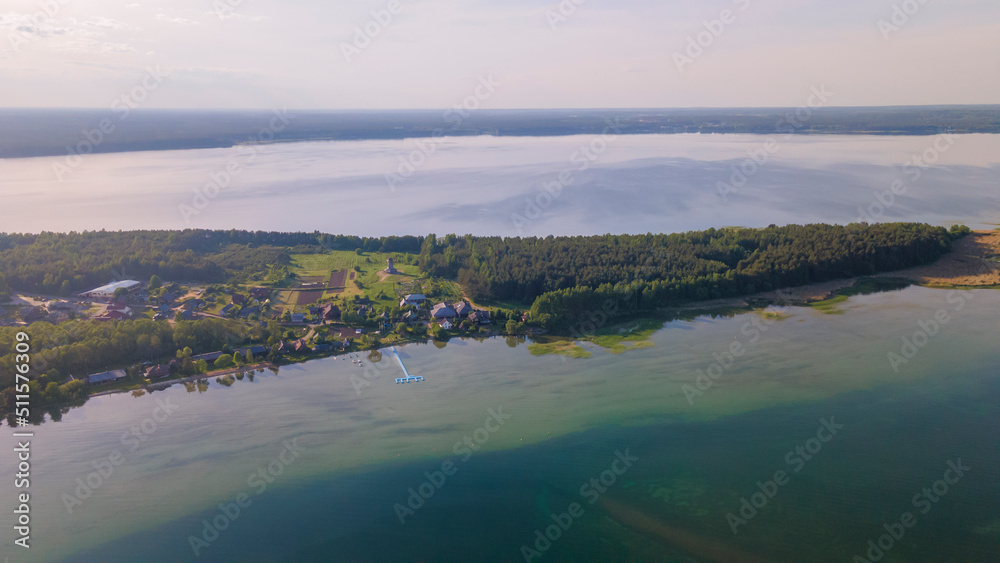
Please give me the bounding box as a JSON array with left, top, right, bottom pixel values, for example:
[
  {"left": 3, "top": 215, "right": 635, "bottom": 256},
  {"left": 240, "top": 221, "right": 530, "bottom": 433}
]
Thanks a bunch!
[
  {"left": 0, "top": 230, "right": 423, "bottom": 295},
  {"left": 0, "top": 223, "right": 959, "bottom": 417},
  {"left": 417, "top": 223, "right": 955, "bottom": 328}
]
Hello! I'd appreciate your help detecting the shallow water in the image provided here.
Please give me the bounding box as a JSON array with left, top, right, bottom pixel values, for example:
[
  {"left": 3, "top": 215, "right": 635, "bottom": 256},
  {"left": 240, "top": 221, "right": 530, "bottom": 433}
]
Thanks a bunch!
[{"left": 1, "top": 286, "right": 997, "bottom": 561}]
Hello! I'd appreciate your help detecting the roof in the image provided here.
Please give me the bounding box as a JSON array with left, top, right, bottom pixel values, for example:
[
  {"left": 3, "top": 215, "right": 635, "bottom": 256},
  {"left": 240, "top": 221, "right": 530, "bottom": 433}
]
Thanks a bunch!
[
  {"left": 145, "top": 364, "right": 171, "bottom": 378},
  {"left": 431, "top": 302, "right": 457, "bottom": 318},
  {"left": 235, "top": 345, "right": 268, "bottom": 356},
  {"left": 86, "top": 280, "right": 141, "bottom": 295},
  {"left": 403, "top": 294, "right": 426, "bottom": 301},
  {"left": 87, "top": 369, "right": 127, "bottom": 384},
  {"left": 193, "top": 351, "right": 225, "bottom": 362}
]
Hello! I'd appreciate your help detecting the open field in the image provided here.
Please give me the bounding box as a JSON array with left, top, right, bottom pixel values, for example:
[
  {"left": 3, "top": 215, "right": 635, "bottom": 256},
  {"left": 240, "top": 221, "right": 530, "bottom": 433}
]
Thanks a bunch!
[{"left": 288, "top": 250, "right": 423, "bottom": 309}]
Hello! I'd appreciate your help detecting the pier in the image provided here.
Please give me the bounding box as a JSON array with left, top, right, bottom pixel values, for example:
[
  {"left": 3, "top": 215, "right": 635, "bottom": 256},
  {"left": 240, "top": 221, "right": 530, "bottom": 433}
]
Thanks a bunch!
[{"left": 391, "top": 346, "right": 424, "bottom": 384}]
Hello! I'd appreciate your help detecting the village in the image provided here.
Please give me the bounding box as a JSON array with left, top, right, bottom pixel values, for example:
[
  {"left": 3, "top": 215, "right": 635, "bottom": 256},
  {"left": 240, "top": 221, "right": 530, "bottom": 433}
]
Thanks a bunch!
[{"left": 1, "top": 256, "right": 511, "bottom": 396}]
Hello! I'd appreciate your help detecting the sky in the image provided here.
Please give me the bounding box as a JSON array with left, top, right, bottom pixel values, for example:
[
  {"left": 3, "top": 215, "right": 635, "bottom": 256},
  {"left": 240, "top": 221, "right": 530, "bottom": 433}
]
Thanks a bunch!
[{"left": 0, "top": 0, "right": 997, "bottom": 109}]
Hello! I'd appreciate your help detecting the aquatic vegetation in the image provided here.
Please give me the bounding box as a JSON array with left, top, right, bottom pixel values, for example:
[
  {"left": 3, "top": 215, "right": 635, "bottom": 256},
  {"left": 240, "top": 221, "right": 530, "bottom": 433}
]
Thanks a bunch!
[{"left": 527, "top": 341, "right": 592, "bottom": 359}]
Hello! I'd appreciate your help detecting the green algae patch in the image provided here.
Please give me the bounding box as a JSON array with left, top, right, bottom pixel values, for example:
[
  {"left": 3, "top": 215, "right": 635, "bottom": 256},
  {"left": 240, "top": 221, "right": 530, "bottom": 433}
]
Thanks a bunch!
[
  {"left": 808, "top": 294, "right": 849, "bottom": 314},
  {"left": 588, "top": 318, "right": 661, "bottom": 353},
  {"left": 758, "top": 309, "right": 791, "bottom": 322},
  {"left": 528, "top": 341, "right": 592, "bottom": 359}
]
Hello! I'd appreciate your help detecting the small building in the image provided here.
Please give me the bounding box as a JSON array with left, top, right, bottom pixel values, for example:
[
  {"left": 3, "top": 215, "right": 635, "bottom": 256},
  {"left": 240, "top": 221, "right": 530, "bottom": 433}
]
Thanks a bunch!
[
  {"left": 400, "top": 294, "right": 427, "bottom": 307},
  {"left": 250, "top": 287, "right": 271, "bottom": 300},
  {"left": 321, "top": 304, "right": 341, "bottom": 321},
  {"left": 402, "top": 310, "right": 419, "bottom": 324},
  {"left": 385, "top": 257, "right": 401, "bottom": 275},
  {"left": 430, "top": 302, "right": 457, "bottom": 319},
  {"left": 83, "top": 280, "right": 141, "bottom": 299},
  {"left": 220, "top": 304, "right": 234, "bottom": 316},
  {"left": 313, "top": 343, "right": 333, "bottom": 353},
  {"left": 438, "top": 319, "right": 453, "bottom": 330},
  {"left": 145, "top": 364, "right": 171, "bottom": 379},
  {"left": 453, "top": 301, "right": 473, "bottom": 317},
  {"left": 231, "top": 293, "right": 246, "bottom": 305},
  {"left": 290, "top": 313, "right": 306, "bottom": 324},
  {"left": 235, "top": 345, "right": 268, "bottom": 359},
  {"left": 193, "top": 351, "right": 226, "bottom": 363},
  {"left": 293, "top": 340, "right": 311, "bottom": 353},
  {"left": 277, "top": 341, "right": 292, "bottom": 355},
  {"left": 468, "top": 310, "right": 491, "bottom": 325},
  {"left": 86, "top": 369, "right": 128, "bottom": 385}
]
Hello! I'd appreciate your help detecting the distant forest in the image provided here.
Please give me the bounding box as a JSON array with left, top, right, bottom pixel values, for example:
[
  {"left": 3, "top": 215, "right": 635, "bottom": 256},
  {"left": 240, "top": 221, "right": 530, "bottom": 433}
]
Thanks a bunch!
[
  {"left": 1, "top": 106, "right": 997, "bottom": 158},
  {"left": 417, "top": 223, "right": 955, "bottom": 328}
]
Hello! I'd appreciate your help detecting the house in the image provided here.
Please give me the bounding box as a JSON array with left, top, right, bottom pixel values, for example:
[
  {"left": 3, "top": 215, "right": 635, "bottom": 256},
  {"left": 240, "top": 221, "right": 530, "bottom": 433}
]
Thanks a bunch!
[
  {"left": 320, "top": 304, "right": 341, "bottom": 321},
  {"left": 468, "top": 310, "right": 491, "bottom": 325},
  {"left": 293, "top": 340, "right": 311, "bottom": 353},
  {"left": 313, "top": 343, "right": 333, "bottom": 353},
  {"left": 193, "top": 351, "right": 226, "bottom": 363},
  {"left": 239, "top": 306, "right": 261, "bottom": 319},
  {"left": 20, "top": 306, "right": 46, "bottom": 322},
  {"left": 329, "top": 339, "right": 347, "bottom": 350},
  {"left": 181, "top": 310, "right": 196, "bottom": 321},
  {"left": 231, "top": 293, "right": 246, "bottom": 305},
  {"left": 102, "top": 310, "right": 129, "bottom": 321},
  {"left": 277, "top": 341, "right": 292, "bottom": 354},
  {"left": 145, "top": 364, "right": 171, "bottom": 379},
  {"left": 290, "top": 313, "right": 306, "bottom": 324},
  {"left": 400, "top": 294, "right": 427, "bottom": 307},
  {"left": 220, "top": 304, "right": 234, "bottom": 316},
  {"left": 438, "top": 318, "right": 453, "bottom": 330},
  {"left": 157, "top": 304, "right": 171, "bottom": 313},
  {"left": 159, "top": 292, "right": 177, "bottom": 305},
  {"left": 235, "top": 345, "right": 268, "bottom": 359},
  {"left": 402, "top": 310, "right": 419, "bottom": 324},
  {"left": 430, "top": 302, "right": 457, "bottom": 319},
  {"left": 82, "top": 280, "right": 141, "bottom": 299},
  {"left": 453, "top": 301, "right": 474, "bottom": 317},
  {"left": 86, "top": 369, "right": 128, "bottom": 385},
  {"left": 183, "top": 298, "right": 205, "bottom": 311},
  {"left": 356, "top": 306, "right": 368, "bottom": 317},
  {"left": 309, "top": 306, "right": 320, "bottom": 315},
  {"left": 250, "top": 287, "right": 271, "bottom": 299}
]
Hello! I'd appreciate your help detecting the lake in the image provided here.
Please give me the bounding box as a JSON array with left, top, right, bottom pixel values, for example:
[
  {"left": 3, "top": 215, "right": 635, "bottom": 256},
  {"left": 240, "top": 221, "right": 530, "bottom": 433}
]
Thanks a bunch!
[
  {"left": 1, "top": 133, "right": 999, "bottom": 236},
  {"left": 2, "top": 285, "right": 997, "bottom": 561}
]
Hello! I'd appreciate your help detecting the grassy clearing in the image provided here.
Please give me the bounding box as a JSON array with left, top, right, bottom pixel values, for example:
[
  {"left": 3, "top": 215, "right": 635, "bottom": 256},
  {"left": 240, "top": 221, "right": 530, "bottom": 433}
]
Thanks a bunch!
[
  {"left": 288, "top": 250, "right": 422, "bottom": 310},
  {"left": 528, "top": 340, "right": 592, "bottom": 359}
]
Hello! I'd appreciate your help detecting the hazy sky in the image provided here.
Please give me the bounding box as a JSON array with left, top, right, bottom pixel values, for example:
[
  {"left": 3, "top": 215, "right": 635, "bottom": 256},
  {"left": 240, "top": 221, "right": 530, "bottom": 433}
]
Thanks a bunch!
[{"left": 0, "top": 0, "right": 997, "bottom": 109}]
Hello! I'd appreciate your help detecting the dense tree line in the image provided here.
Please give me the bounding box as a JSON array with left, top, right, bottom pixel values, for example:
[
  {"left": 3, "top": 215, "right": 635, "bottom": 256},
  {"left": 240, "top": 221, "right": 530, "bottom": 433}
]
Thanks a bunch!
[
  {"left": 417, "top": 224, "right": 954, "bottom": 328},
  {"left": 0, "top": 230, "right": 423, "bottom": 294},
  {"left": 0, "top": 317, "right": 261, "bottom": 415}
]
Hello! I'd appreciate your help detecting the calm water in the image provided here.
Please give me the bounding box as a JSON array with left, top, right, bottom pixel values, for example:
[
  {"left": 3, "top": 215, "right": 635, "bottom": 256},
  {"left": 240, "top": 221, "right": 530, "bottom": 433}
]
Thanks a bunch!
[
  {"left": 2, "top": 286, "right": 998, "bottom": 561},
  {"left": 1, "top": 134, "right": 999, "bottom": 235}
]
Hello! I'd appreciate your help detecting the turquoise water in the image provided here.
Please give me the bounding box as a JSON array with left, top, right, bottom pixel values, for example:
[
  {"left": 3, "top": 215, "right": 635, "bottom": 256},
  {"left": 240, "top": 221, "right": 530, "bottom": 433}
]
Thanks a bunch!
[{"left": 2, "top": 286, "right": 998, "bottom": 561}]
